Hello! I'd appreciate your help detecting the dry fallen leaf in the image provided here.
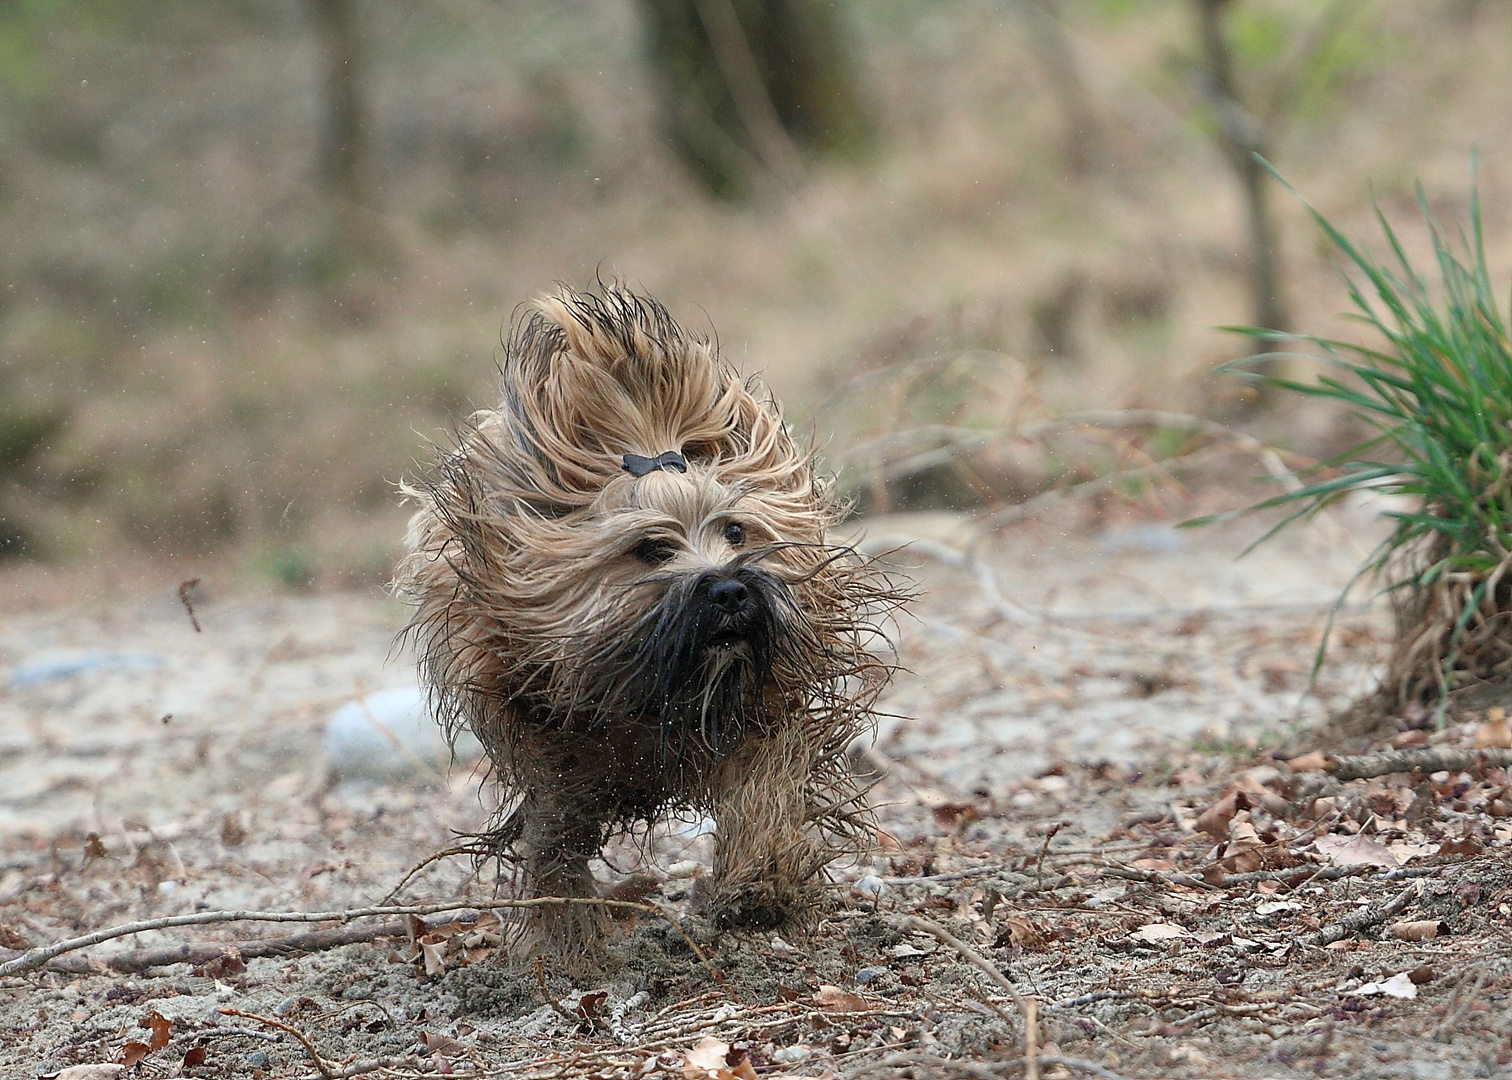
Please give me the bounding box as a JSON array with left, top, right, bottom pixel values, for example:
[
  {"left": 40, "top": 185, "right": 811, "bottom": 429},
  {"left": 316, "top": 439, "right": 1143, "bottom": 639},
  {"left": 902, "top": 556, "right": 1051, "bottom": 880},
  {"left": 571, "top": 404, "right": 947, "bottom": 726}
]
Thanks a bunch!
[
  {"left": 1285, "top": 751, "right": 1328, "bottom": 773},
  {"left": 181, "top": 1046, "right": 207, "bottom": 1067},
  {"left": 682, "top": 1036, "right": 732, "bottom": 1077},
  {"left": 813, "top": 984, "right": 869, "bottom": 1012},
  {"left": 1388, "top": 920, "right": 1447, "bottom": 941},
  {"left": 417, "top": 936, "right": 448, "bottom": 976},
  {"left": 1254, "top": 900, "right": 1303, "bottom": 916},
  {"left": 996, "top": 916, "right": 1045, "bottom": 949},
  {"left": 577, "top": 990, "right": 609, "bottom": 1020},
  {"left": 1315, "top": 833, "right": 1399, "bottom": 868},
  {"left": 1130, "top": 922, "right": 1188, "bottom": 943},
  {"left": 113, "top": 1044, "right": 151, "bottom": 1068},
  {"left": 53, "top": 1068, "right": 127, "bottom": 1080},
  {"left": 1195, "top": 791, "right": 1241, "bottom": 838},
  {"left": 1475, "top": 710, "right": 1512, "bottom": 749},
  {"left": 144, "top": 1007, "right": 172, "bottom": 1050},
  {"left": 1353, "top": 971, "right": 1418, "bottom": 999}
]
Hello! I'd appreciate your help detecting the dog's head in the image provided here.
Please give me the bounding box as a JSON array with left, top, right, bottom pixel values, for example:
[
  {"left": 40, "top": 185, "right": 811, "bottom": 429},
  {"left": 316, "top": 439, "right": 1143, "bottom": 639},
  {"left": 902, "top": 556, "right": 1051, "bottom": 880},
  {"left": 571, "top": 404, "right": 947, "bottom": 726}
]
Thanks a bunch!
[{"left": 401, "top": 287, "right": 879, "bottom": 759}]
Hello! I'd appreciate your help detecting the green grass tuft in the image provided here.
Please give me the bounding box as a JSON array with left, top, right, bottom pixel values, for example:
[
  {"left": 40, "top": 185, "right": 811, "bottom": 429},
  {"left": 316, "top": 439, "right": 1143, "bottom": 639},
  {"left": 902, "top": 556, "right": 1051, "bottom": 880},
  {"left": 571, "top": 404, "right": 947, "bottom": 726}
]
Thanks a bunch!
[{"left": 1195, "top": 167, "right": 1512, "bottom": 719}]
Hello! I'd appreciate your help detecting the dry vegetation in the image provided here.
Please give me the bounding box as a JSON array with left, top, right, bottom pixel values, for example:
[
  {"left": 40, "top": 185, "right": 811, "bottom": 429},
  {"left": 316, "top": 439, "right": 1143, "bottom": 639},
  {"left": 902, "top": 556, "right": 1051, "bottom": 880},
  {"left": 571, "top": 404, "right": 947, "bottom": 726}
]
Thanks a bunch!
[
  {"left": 3, "top": 0, "right": 1512, "bottom": 585},
  {"left": 9, "top": 2, "right": 1512, "bottom": 1078}
]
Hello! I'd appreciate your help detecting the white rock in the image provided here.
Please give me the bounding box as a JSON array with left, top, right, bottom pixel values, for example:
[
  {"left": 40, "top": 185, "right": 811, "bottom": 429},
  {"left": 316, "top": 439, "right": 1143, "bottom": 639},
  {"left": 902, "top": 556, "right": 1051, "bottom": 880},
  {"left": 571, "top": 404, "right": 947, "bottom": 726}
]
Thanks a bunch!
[{"left": 323, "top": 685, "right": 482, "bottom": 782}]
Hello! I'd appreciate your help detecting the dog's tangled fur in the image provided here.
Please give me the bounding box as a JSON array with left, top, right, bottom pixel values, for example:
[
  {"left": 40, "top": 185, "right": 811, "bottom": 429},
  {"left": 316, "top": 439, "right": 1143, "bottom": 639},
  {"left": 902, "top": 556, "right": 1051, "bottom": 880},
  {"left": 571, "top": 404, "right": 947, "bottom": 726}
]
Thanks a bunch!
[{"left": 397, "top": 286, "right": 897, "bottom": 962}]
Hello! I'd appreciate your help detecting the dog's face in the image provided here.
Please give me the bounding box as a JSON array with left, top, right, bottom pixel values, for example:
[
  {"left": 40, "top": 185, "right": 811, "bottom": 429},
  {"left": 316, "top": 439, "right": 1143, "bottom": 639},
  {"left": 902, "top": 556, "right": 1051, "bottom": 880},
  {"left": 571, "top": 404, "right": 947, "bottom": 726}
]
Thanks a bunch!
[
  {"left": 401, "top": 287, "right": 883, "bottom": 776},
  {"left": 538, "top": 464, "right": 828, "bottom": 755}
]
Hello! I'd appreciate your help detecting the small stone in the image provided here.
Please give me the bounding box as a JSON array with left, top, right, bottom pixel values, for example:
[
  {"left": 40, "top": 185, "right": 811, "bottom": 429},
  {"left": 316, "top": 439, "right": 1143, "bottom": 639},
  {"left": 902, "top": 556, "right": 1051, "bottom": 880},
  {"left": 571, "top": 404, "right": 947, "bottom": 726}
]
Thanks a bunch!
[{"left": 855, "top": 967, "right": 887, "bottom": 985}]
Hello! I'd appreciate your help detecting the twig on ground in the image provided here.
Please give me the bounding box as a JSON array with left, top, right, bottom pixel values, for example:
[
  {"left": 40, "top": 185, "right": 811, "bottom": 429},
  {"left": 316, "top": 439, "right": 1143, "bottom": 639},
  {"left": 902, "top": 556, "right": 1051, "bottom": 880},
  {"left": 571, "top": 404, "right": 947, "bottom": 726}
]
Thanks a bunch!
[
  {"left": 608, "top": 990, "right": 649, "bottom": 1044},
  {"left": 1100, "top": 865, "right": 1221, "bottom": 892},
  {"left": 906, "top": 915, "right": 1033, "bottom": 1050},
  {"left": 1433, "top": 964, "right": 1490, "bottom": 1042},
  {"left": 1035, "top": 823, "right": 1068, "bottom": 892},
  {"left": 380, "top": 844, "right": 491, "bottom": 905},
  {"left": 1303, "top": 882, "right": 1420, "bottom": 948},
  {"left": 1023, "top": 994, "right": 1040, "bottom": 1080},
  {"left": 219, "top": 1008, "right": 341, "bottom": 1079},
  {"left": 0, "top": 896, "right": 722, "bottom": 994},
  {"left": 1321, "top": 747, "right": 1512, "bottom": 781},
  {"left": 536, "top": 958, "right": 580, "bottom": 1025},
  {"left": 40, "top": 919, "right": 410, "bottom": 975}
]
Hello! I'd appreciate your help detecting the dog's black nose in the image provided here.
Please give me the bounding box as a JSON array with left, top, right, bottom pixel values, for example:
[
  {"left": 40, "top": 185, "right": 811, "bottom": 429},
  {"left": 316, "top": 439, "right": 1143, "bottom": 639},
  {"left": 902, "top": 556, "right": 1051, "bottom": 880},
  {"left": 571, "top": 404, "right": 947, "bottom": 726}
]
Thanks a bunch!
[{"left": 709, "top": 577, "right": 750, "bottom": 613}]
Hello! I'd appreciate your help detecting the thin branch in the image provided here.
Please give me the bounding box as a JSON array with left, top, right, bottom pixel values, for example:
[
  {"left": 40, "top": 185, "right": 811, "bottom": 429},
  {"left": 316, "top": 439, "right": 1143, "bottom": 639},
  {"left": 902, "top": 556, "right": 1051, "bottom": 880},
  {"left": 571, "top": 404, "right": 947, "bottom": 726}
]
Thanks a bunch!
[
  {"left": 1321, "top": 746, "right": 1512, "bottom": 781},
  {"left": 691, "top": 0, "right": 806, "bottom": 188},
  {"left": 0, "top": 896, "right": 709, "bottom": 983},
  {"left": 906, "top": 916, "right": 1032, "bottom": 1043},
  {"left": 40, "top": 919, "right": 408, "bottom": 975},
  {"left": 1303, "top": 882, "right": 1420, "bottom": 948}
]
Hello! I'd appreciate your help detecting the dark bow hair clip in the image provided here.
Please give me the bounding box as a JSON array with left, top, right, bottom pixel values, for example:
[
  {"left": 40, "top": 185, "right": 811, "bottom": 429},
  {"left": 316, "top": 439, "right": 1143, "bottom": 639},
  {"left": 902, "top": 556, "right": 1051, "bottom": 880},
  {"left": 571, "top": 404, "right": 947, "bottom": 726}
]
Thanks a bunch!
[{"left": 622, "top": 450, "right": 688, "bottom": 477}]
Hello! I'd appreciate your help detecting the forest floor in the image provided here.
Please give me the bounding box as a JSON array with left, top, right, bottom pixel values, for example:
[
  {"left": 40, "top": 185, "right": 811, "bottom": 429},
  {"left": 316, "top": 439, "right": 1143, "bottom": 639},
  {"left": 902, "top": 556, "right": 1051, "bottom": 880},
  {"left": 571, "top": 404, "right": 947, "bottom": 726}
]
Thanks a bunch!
[{"left": 4, "top": 498, "right": 1511, "bottom": 1080}]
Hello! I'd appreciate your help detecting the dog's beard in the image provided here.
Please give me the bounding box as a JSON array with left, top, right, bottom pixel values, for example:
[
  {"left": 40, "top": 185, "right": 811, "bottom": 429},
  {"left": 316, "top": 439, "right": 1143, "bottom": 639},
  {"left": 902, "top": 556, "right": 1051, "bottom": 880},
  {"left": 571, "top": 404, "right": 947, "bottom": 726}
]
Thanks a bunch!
[{"left": 567, "top": 564, "right": 808, "bottom": 759}]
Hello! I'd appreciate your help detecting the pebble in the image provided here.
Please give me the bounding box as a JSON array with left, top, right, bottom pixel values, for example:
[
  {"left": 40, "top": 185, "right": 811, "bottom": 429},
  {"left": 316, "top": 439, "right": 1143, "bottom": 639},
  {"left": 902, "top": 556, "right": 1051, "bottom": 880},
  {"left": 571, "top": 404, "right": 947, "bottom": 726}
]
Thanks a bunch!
[
  {"left": 854, "top": 874, "right": 886, "bottom": 897},
  {"left": 323, "top": 685, "right": 483, "bottom": 782},
  {"left": 855, "top": 966, "right": 888, "bottom": 985},
  {"left": 9, "top": 650, "right": 164, "bottom": 689}
]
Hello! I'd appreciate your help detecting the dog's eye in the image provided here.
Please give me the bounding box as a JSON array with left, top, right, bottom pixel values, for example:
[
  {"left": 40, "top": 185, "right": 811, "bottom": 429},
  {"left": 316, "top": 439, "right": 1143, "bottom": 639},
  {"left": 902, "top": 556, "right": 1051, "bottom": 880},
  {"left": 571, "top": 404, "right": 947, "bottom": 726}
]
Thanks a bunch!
[
  {"left": 723, "top": 521, "right": 746, "bottom": 547},
  {"left": 633, "top": 538, "right": 678, "bottom": 565}
]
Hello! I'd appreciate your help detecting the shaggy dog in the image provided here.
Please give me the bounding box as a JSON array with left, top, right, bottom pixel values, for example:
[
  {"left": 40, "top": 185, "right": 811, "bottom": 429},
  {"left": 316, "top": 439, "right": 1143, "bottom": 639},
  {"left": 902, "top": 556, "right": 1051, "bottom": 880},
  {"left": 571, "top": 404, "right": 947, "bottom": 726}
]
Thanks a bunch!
[{"left": 397, "top": 286, "right": 894, "bottom": 961}]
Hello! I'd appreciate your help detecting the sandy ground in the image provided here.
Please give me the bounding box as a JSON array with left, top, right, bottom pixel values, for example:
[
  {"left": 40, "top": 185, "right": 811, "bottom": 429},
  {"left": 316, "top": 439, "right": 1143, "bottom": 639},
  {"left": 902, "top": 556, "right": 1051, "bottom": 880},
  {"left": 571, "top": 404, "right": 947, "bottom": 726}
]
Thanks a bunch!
[{"left": 5, "top": 503, "right": 1511, "bottom": 1079}]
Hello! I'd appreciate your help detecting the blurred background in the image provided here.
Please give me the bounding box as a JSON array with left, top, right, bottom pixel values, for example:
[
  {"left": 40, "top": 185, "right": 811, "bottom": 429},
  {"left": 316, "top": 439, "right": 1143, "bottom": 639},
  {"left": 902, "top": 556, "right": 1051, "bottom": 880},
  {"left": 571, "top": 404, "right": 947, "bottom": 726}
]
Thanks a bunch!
[{"left": 0, "top": 0, "right": 1506, "bottom": 595}]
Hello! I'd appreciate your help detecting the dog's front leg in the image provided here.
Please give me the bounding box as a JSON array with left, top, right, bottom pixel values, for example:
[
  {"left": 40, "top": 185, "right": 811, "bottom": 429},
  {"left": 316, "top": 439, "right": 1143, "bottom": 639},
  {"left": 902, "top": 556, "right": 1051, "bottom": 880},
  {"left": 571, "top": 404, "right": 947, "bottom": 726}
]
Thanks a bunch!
[
  {"left": 706, "top": 728, "right": 827, "bottom": 932},
  {"left": 515, "top": 787, "right": 608, "bottom": 964}
]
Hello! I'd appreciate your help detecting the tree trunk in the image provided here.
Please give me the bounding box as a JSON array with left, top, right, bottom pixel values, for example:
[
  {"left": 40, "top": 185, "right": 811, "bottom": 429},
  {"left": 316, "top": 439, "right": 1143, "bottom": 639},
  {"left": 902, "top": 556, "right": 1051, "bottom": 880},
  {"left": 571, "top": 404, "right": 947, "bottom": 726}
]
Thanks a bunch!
[
  {"left": 309, "top": 0, "right": 368, "bottom": 208},
  {"left": 637, "top": 0, "right": 869, "bottom": 198},
  {"left": 1194, "top": 0, "right": 1290, "bottom": 397}
]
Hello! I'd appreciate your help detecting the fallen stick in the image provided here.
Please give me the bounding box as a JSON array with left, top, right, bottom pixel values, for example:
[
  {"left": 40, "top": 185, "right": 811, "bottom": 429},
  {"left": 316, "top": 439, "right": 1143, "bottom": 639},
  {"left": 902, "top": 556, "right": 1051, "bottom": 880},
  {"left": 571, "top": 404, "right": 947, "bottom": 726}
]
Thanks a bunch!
[
  {"left": 907, "top": 915, "right": 1036, "bottom": 1078},
  {"left": 0, "top": 896, "right": 703, "bottom": 981},
  {"left": 1100, "top": 866, "right": 1221, "bottom": 892},
  {"left": 1323, "top": 747, "right": 1512, "bottom": 782},
  {"left": 1303, "top": 882, "right": 1420, "bottom": 948},
  {"left": 39, "top": 919, "right": 409, "bottom": 975}
]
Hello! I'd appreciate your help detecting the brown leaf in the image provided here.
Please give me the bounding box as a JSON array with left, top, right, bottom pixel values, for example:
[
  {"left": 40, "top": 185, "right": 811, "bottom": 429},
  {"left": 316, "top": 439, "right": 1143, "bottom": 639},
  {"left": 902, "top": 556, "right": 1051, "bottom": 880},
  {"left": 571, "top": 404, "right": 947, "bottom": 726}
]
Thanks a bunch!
[
  {"left": 143, "top": 1009, "right": 172, "bottom": 1051},
  {"left": 192, "top": 948, "right": 246, "bottom": 980},
  {"left": 53, "top": 1069, "right": 127, "bottom": 1080},
  {"left": 1438, "top": 837, "right": 1484, "bottom": 858},
  {"left": 115, "top": 1043, "right": 151, "bottom": 1067},
  {"left": 683, "top": 1036, "right": 732, "bottom": 1077},
  {"left": 419, "top": 1031, "right": 468, "bottom": 1055},
  {"left": 813, "top": 984, "right": 869, "bottom": 1012},
  {"left": 182, "top": 1046, "right": 208, "bottom": 1067},
  {"left": 82, "top": 833, "right": 109, "bottom": 866},
  {"left": 418, "top": 937, "right": 448, "bottom": 977},
  {"left": 1285, "top": 751, "right": 1328, "bottom": 773},
  {"left": 1315, "top": 833, "right": 1399, "bottom": 868},
  {"left": 1475, "top": 709, "right": 1512, "bottom": 749},
  {"left": 1388, "top": 920, "right": 1448, "bottom": 941},
  {"left": 932, "top": 802, "right": 984, "bottom": 830},
  {"left": 577, "top": 990, "right": 609, "bottom": 1020},
  {"left": 727, "top": 1054, "right": 759, "bottom": 1080},
  {"left": 1195, "top": 791, "right": 1241, "bottom": 838},
  {"left": 994, "top": 916, "right": 1045, "bottom": 949}
]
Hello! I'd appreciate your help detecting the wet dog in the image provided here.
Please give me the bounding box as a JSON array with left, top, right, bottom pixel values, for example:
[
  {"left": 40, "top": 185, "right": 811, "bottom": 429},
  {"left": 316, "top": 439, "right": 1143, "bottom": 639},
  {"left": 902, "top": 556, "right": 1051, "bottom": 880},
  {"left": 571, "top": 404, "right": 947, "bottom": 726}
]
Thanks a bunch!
[{"left": 397, "top": 286, "right": 895, "bottom": 961}]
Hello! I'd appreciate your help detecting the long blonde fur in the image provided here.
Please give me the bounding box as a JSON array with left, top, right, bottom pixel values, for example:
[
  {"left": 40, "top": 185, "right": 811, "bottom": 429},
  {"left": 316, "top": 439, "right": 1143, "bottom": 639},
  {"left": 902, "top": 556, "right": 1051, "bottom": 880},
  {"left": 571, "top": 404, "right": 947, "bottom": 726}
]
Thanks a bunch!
[{"left": 397, "top": 286, "right": 894, "bottom": 963}]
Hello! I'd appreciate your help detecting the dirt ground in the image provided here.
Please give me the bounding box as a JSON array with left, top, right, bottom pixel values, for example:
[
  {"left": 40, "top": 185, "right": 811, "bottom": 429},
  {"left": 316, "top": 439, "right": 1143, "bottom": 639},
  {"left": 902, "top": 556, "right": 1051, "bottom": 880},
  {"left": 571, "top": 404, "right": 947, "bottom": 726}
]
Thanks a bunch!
[{"left": 4, "top": 500, "right": 1512, "bottom": 1079}]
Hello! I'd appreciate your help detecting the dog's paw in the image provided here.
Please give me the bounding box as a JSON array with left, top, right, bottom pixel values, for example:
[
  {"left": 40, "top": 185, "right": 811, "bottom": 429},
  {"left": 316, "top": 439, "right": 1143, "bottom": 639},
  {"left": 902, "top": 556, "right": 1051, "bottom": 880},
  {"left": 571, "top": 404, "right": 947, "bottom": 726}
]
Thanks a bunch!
[{"left": 707, "top": 880, "right": 807, "bottom": 932}]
